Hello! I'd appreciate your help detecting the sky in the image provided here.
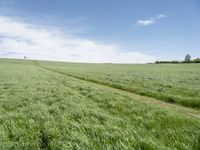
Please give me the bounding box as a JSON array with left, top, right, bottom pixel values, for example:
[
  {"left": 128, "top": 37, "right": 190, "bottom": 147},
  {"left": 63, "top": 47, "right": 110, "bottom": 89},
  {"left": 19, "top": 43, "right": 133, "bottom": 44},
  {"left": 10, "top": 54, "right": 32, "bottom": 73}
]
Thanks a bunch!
[{"left": 0, "top": 0, "right": 199, "bottom": 63}]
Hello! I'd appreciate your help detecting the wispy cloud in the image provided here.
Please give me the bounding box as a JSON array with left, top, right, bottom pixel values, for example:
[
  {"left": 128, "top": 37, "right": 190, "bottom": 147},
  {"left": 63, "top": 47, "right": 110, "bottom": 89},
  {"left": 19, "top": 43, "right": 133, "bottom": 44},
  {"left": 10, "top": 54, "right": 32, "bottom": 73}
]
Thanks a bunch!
[
  {"left": 0, "top": 15, "right": 156, "bottom": 63},
  {"left": 157, "top": 14, "right": 167, "bottom": 19},
  {"left": 137, "top": 20, "right": 155, "bottom": 26},
  {"left": 137, "top": 14, "right": 167, "bottom": 26}
]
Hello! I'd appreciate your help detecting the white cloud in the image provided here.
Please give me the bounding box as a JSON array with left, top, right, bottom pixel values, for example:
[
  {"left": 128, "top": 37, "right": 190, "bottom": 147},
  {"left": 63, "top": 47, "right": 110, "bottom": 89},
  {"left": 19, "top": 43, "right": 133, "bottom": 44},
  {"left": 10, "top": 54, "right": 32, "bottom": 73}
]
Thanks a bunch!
[
  {"left": 137, "top": 20, "right": 155, "bottom": 26},
  {"left": 0, "top": 15, "right": 156, "bottom": 63},
  {"left": 137, "top": 14, "right": 167, "bottom": 26}
]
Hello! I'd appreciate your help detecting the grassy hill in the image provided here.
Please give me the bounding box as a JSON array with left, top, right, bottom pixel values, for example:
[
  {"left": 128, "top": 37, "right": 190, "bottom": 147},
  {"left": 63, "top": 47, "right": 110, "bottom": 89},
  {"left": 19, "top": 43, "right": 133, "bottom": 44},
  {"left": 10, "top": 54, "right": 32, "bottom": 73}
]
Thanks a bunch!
[{"left": 0, "top": 58, "right": 200, "bottom": 150}]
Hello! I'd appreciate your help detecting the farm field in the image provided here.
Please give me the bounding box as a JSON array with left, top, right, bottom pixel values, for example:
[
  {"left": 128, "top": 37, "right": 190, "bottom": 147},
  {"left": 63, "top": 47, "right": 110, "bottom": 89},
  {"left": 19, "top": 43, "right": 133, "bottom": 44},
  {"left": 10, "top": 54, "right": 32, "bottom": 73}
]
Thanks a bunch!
[
  {"left": 0, "top": 58, "right": 200, "bottom": 150},
  {"left": 39, "top": 61, "right": 200, "bottom": 109}
]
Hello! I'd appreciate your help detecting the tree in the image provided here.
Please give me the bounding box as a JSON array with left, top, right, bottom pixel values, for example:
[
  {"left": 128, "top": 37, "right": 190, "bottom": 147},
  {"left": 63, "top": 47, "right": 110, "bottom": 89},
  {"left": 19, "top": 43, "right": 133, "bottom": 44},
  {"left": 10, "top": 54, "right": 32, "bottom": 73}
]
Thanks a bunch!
[
  {"left": 185, "top": 54, "right": 191, "bottom": 62},
  {"left": 193, "top": 58, "right": 200, "bottom": 63}
]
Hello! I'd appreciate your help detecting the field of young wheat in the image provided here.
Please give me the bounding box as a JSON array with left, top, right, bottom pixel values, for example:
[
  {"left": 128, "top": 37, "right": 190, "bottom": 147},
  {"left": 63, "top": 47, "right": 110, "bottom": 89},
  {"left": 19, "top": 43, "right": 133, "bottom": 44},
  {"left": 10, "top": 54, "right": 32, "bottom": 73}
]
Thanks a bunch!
[
  {"left": 39, "top": 61, "right": 200, "bottom": 108},
  {"left": 0, "top": 58, "right": 200, "bottom": 150}
]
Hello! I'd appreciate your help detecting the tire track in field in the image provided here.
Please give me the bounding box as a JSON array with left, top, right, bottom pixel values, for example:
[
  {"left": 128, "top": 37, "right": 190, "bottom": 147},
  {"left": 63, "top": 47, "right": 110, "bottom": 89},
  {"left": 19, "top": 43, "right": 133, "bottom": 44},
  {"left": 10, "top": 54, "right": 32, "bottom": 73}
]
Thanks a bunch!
[{"left": 36, "top": 63, "right": 200, "bottom": 119}]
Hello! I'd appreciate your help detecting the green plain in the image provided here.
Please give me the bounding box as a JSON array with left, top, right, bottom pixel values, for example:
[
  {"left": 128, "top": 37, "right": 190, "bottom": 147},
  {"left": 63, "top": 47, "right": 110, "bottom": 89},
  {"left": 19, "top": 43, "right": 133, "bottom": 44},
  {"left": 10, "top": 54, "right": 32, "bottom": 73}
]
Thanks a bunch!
[{"left": 0, "top": 58, "right": 199, "bottom": 150}]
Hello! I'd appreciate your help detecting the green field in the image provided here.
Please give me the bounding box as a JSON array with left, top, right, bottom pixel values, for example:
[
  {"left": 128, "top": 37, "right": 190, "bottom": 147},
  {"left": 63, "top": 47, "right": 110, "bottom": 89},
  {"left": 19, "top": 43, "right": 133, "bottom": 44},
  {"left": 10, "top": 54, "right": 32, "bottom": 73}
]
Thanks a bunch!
[
  {"left": 0, "top": 58, "right": 200, "bottom": 150},
  {"left": 39, "top": 61, "right": 200, "bottom": 109}
]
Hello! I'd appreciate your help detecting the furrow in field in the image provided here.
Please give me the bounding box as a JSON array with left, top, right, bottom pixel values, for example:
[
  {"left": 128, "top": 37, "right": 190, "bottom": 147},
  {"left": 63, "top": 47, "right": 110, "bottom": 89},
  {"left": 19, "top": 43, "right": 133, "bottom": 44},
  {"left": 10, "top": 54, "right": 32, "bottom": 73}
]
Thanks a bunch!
[{"left": 36, "top": 64, "right": 200, "bottom": 119}]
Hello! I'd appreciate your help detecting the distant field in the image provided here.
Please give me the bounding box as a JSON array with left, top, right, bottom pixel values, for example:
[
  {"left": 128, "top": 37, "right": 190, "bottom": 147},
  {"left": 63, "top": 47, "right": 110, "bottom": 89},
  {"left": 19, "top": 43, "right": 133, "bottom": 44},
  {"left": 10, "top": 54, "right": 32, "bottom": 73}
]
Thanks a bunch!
[
  {"left": 39, "top": 61, "right": 200, "bottom": 108},
  {"left": 0, "top": 58, "right": 200, "bottom": 150}
]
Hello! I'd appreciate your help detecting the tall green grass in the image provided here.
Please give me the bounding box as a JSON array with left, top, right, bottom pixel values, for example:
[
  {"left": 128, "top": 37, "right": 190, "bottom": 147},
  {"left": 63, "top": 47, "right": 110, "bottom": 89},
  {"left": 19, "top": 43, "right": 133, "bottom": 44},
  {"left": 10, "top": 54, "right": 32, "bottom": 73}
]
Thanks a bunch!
[
  {"left": 0, "top": 59, "right": 200, "bottom": 150},
  {"left": 39, "top": 61, "right": 200, "bottom": 108}
]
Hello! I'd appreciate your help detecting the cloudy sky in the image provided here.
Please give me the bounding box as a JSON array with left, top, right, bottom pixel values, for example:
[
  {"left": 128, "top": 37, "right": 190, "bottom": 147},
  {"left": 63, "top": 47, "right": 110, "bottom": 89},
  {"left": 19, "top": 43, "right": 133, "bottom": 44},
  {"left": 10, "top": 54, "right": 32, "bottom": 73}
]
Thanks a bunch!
[{"left": 0, "top": 0, "right": 200, "bottom": 63}]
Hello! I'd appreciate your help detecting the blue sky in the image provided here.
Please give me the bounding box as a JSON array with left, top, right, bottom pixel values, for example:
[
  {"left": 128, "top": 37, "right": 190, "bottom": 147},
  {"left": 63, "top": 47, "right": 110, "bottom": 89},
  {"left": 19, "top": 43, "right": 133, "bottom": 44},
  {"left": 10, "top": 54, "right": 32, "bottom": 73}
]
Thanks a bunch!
[{"left": 0, "top": 0, "right": 199, "bottom": 63}]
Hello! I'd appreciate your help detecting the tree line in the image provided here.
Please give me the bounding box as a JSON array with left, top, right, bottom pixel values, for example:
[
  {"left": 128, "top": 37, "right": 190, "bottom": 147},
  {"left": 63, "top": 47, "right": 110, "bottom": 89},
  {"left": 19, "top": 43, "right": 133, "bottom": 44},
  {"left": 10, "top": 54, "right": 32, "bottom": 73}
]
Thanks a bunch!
[{"left": 155, "top": 54, "right": 200, "bottom": 64}]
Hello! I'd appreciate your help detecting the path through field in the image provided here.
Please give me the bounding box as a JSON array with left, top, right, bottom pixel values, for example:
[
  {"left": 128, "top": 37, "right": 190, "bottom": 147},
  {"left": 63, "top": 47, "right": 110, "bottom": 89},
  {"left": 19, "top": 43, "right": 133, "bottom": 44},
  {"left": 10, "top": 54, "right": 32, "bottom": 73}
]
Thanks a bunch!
[
  {"left": 1, "top": 59, "right": 200, "bottom": 150},
  {"left": 36, "top": 62, "right": 200, "bottom": 119}
]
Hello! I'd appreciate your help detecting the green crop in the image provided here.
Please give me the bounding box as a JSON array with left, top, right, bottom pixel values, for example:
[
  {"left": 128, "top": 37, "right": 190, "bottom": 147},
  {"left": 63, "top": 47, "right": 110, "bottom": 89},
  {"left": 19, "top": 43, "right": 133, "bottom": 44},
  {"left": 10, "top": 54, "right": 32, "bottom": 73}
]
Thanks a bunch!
[{"left": 0, "top": 58, "right": 199, "bottom": 150}]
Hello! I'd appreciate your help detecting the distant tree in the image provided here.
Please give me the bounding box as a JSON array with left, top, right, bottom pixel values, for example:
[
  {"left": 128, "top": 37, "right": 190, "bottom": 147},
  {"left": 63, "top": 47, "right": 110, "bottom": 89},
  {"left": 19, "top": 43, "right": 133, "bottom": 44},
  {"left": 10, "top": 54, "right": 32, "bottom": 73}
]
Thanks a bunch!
[
  {"left": 185, "top": 54, "right": 191, "bottom": 62},
  {"left": 155, "top": 55, "right": 200, "bottom": 64},
  {"left": 155, "top": 60, "right": 179, "bottom": 64},
  {"left": 193, "top": 58, "right": 200, "bottom": 63},
  {"left": 171, "top": 60, "right": 180, "bottom": 64}
]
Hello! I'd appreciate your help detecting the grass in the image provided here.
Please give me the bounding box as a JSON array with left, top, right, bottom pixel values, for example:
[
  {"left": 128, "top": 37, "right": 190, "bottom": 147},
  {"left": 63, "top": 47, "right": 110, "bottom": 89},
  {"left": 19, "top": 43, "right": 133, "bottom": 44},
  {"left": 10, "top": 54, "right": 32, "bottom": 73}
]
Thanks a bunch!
[
  {"left": 38, "top": 61, "right": 200, "bottom": 109},
  {"left": 0, "top": 58, "right": 200, "bottom": 150}
]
